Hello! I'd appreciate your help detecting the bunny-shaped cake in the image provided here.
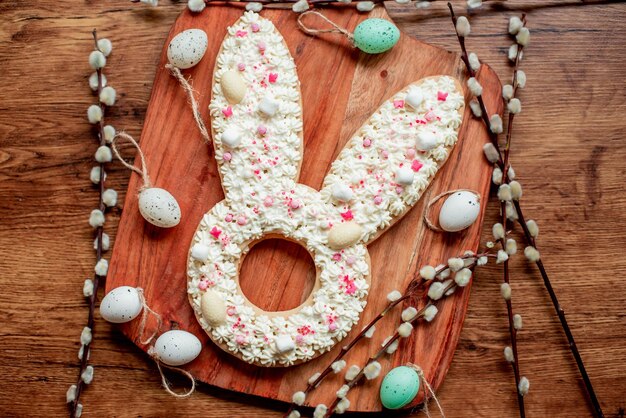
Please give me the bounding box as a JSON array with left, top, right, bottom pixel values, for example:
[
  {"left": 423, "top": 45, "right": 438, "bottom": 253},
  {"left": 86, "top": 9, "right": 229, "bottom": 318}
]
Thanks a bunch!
[{"left": 187, "top": 12, "right": 465, "bottom": 366}]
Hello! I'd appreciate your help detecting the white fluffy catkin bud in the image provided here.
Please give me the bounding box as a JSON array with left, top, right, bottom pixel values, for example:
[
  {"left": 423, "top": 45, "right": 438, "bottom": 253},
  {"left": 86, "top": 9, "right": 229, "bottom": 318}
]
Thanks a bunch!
[
  {"left": 508, "top": 98, "right": 522, "bottom": 114},
  {"left": 483, "top": 143, "right": 500, "bottom": 163},
  {"left": 99, "top": 86, "right": 116, "bottom": 106},
  {"left": 292, "top": 0, "right": 309, "bottom": 12},
  {"left": 89, "top": 209, "right": 105, "bottom": 228},
  {"left": 66, "top": 385, "right": 77, "bottom": 403},
  {"left": 331, "top": 360, "right": 347, "bottom": 374},
  {"left": 335, "top": 397, "right": 350, "bottom": 414},
  {"left": 518, "top": 376, "right": 530, "bottom": 396},
  {"left": 505, "top": 238, "right": 517, "bottom": 255},
  {"left": 97, "top": 38, "right": 113, "bottom": 57},
  {"left": 448, "top": 257, "right": 464, "bottom": 272},
  {"left": 95, "top": 145, "right": 112, "bottom": 163},
  {"left": 102, "top": 189, "right": 117, "bottom": 207},
  {"left": 308, "top": 372, "right": 321, "bottom": 385},
  {"left": 364, "top": 325, "right": 376, "bottom": 338},
  {"left": 385, "top": 339, "right": 400, "bottom": 354},
  {"left": 80, "top": 327, "right": 92, "bottom": 345},
  {"left": 345, "top": 365, "right": 360, "bottom": 381},
  {"left": 456, "top": 16, "right": 471, "bottom": 37},
  {"left": 83, "top": 279, "right": 94, "bottom": 297},
  {"left": 313, "top": 404, "right": 327, "bottom": 418},
  {"left": 188, "top": 0, "right": 206, "bottom": 12},
  {"left": 469, "top": 99, "right": 482, "bottom": 117},
  {"left": 245, "top": 2, "right": 263, "bottom": 11},
  {"left": 504, "top": 346, "right": 515, "bottom": 362},
  {"left": 492, "top": 167, "right": 503, "bottom": 185},
  {"left": 419, "top": 265, "right": 436, "bottom": 280},
  {"left": 336, "top": 384, "right": 350, "bottom": 399},
  {"left": 524, "top": 246, "right": 540, "bottom": 262},
  {"left": 513, "top": 313, "right": 523, "bottom": 330},
  {"left": 496, "top": 249, "right": 509, "bottom": 264},
  {"left": 387, "top": 290, "right": 402, "bottom": 302},
  {"left": 467, "top": 77, "right": 483, "bottom": 96},
  {"left": 500, "top": 283, "right": 512, "bottom": 300},
  {"left": 89, "top": 50, "right": 106, "bottom": 70},
  {"left": 94, "top": 259, "right": 108, "bottom": 276},
  {"left": 95, "top": 232, "right": 110, "bottom": 251},
  {"left": 526, "top": 220, "right": 539, "bottom": 237},
  {"left": 508, "top": 44, "right": 520, "bottom": 62},
  {"left": 492, "top": 223, "right": 505, "bottom": 240},
  {"left": 103, "top": 125, "right": 116, "bottom": 143},
  {"left": 87, "top": 105, "right": 103, "bottom": 124},
  {"left": 423, "top": 305, "right": 438, "bottom": 322},
  {"left": 516, "top": 27, "right": 530, "bottom": 46},
  {"left": 468, "top": 52, "right": 480, "bottom": 71},
  {"left": 490, "top": 114, "right": 503, "bottom": 134},
  {"left": 454, "top": 268, "right": 472, "bottom": 287},
  {"left": 508, "top": 16, "right": 523, "bottom": 35},
  {"left": 402, "top": 307, "right": 418, "bottom": 322},
  {"left": 498, "top": 184, "right": 512, "bottom": 201},
  {"left": 292, "top": 391, "right": 306, "bottom": 406},
  {"left": 81, "top": 365, "right": 94, "bottom": 384},
  {"left": 427, "top": 282, "right": 446, "bottom": 300},
  {"left": 90, "top": 166, "right": 103, "bottom": 184},
  {"left": 398, "top": 322, "right": 413, "bottom": 338},
  {"left": 467, "top": 0, "right": 482, "bottom": 8},
  {"left": 517, "top": 70, "right": 527, "bottom": 88},
  {"left": 363, "top": 361, "right": 382, "bottom": 380},
  {"left": 415, "top": 1, "right": 431, "bottom": 8},
  {"left": 502, "top": 84, "right": 514, "bottom": 101},
  {"left": 89, "top": 72, "right": 106, "bottom": 91},
  {"left": 506, "top": 201, "right": 518, "bottom": 221},
  {"left": 509, "top": 181, "right": 522, "bottom": 200},
  {"left": 356, "top": 1, "right": 375, "bottom": 11},
  {"left": 287, "top": 411, "right": 301, "bottom": 418}
]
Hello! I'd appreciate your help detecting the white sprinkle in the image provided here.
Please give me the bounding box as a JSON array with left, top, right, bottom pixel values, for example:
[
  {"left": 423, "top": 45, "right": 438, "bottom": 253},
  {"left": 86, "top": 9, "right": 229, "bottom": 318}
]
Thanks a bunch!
[
  {"left": 500, "top": 283, "right": 512, "bottom": 300},
  {"left": 467, "top": 77, "right": 483, "bottom": 96},
  {"left": 364, "top": 325, "right": 376, "bottom": 338},
  {"left": 490, "top": 114, "right": 503, "bottom": 134},
  {"left": 456, "top": 16, "right": 471, "bottom": 37},
  {"left": 424, "top": 305, "right": 438, "bottom": 322},
  {"left": 89, "top": 50, "right": 106, "bottom": 70},
  {"left": 518, "top": 376, "right": 530, "bottom": 396},
  {"left": 504, "top": 346, "right": 515, "bottom": 362},
  {"left": 454, "top": 268, "right": 472, "bottom": 287},
  {"left": 103, "top": 188, "right": 117, "bottom": 207},
  {"left": 103, "top": 125, "right": 116, "bottom": 143},
  {"left": 308, "top": 372, "right": 321, "bottom": 385},
  {"left": 81, "top": 365, "right": 94, "bottom": 384},
  {"left": 402, "top": 307, "right": 418, "bottom": 322},
  {"left": 99, "top": 86, "right": 116, "bottom": 106},
  {"left": 83, "top": 279, "right": 94, "bottom": 297},
  {"left": 508, "top": 98, "right": 522, "bottom": 114},
  {"left": 517, "top": 70, "right": 527, "bottom": 88},
  {"left": 87, "top": 105, "right": 103, "bottom": 124},
  {"left": 89, "top": 209, "right": 105, "bottom": 228},
  {"left": 292, "top": 391, "right": 306, "bottom": 406},
  {"left": 505, "top": 238, "right": 517, "bottom": 255},
  {"left": 508, "top": 16, "right": 523, "bottom": 35},
  {"left": 448, "top": 257, "right": 464, "bottom": 272},
  {"left": 468, "top": 52, "right": 480, "bottom": 71},
  {"left": 345, "top": 365, "right": 360, "bottom": 381},
  {"left": 516, "top": 27, "right": 530, "bottom": 46},
  {"left": 363, "top": 361, "right": 382, "bottom": 380},
  {"left": 492, "top": 167, "right": 503, "bottom": 185},
  {"left": 483, "top": 143, "right": 500, "bottom": 163},
  {"left": 94, "top": 258, "right": 108, "bottom": 276},
  {"left": 336, "top": 384, "right": 350, "bottom": 399},
  {"left": 332, "top": 360, "right": 347, "bottom": 374},
  {"left": 419, "top": 265, "right": 436, "bottom": 280},
  {"left": 387, "top": 290, "right": 402, "bottom": 302},
  {"left": 292, "top": 0, "right": 309, "bottom": 13},
  {"left": 66, "top": 384, "right": 77, "bottom": 403},
  {"left": 510, "top": 181, "right": 523, "bottom": 200},
  {"left": 95, "top": 145, "right": 112, "bottom": 163},
  {"left": 498, "top": 184, "right": 512, "bottom": 201},
  {"left": 496, "top": 249, "right": 509, "bottom": 264},
  {"left": 513, "top": 314, "right": 523, "bottom": 330},
  {"left": 428, "top": 282, "right": 446, "bottom": 300},
  {"left": 502, "top": 84, "right": 514, "bottom": 100},
  {"left": 526, "top": 220, "right": 539, "bottom": 237},
  {"left": 356, "top": 1, "right": 375, "bottom": 11},
  {"left": 80, "top": 327, "right": 92, "bottom": 345},
  {"left": 524, "top": 246, "right": 540, "bottom": 262},
  {"left": 313, "top": 404, "right": 327, "bottom": 418},
  {"left": 188, "top": 0, "right": 206, "bottom": 12},
  {"left": 89, "top": 72, "right": 106, "bottom": 91},
  {"left": 469, "top": 99, "right": 482, "bottom": 117},
  {"left": 245, "top": 2, "right": 263, "bottom": 11}
]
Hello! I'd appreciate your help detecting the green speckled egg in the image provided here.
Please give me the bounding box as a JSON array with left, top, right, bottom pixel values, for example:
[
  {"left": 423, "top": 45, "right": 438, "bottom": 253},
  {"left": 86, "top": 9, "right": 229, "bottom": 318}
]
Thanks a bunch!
[
  {"left": 353, "top": 18, "right": 400, "bottom": 54},
  {"left": 379, "top": 366, "right": 420, "bottom": 409}
]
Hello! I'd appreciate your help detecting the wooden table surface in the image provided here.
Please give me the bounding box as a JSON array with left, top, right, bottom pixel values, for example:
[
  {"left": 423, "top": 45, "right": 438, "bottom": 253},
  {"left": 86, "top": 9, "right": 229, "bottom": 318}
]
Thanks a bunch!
[{"left": 1, "top": 1, "right": 625, "bottom": 417}]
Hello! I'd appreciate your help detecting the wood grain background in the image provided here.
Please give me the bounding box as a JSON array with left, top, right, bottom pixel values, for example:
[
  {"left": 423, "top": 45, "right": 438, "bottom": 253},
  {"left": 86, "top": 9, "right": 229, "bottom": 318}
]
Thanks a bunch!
[{"left": 0, "top": 0, "right": 625, "bottom": 417}]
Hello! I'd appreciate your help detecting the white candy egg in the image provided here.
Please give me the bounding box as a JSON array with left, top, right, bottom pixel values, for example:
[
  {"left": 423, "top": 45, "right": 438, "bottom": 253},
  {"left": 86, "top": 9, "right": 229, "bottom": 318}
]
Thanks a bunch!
[
  {"left": 438, "top": 191, "right": 481, "bottom": 232},
  {"left": 154, "top": 330, "right": 202, "bottom": 366},
  {"left": 100, "top": 286, "right": 143, "bottom": 324},
  {"left": 167, "top": 29, "right": 208, "bottom": 69},
  {"left": 138, "top": 187, "right": 181, "bottom": 228}
]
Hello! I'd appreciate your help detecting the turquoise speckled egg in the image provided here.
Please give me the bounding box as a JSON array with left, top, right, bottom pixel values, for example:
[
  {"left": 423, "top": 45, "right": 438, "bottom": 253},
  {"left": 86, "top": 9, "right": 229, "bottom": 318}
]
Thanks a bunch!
[
  {"left": 379, "top": 366, "right": 421, "bottom": 409},
  {"left": 353, "top": 18, "right": 400, "bottom": 54}
]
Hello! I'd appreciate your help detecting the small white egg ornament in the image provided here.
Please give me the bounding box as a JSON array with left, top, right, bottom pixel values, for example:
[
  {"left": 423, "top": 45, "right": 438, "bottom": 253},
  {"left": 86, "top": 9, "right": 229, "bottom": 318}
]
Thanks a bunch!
[
  {"left": 154, "top": 330, "right": 202, "bottom": 366},
  {"left": 438, "top": 191, "right": 481, "bottom": 232},
  {"left": 138, "top": 187, "right": 181, "bottom": 228},
  {"left": 167, "top": 29, "right": 208, "bottom": 69},
  {"left": 100, "top": 286, "right": 143, "bottom": 323}
]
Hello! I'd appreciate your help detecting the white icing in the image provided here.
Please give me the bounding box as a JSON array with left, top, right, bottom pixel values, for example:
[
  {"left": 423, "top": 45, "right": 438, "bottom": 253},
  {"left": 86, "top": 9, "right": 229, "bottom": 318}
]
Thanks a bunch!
[{"left": 188, "top": 12, "right": 464, "bottom": 366}]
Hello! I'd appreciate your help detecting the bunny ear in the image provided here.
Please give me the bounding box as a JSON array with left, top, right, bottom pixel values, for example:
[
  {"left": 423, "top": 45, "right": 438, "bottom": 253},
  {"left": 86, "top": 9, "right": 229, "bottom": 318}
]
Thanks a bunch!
[
  {"left": 320, "top": 76, "right": 465, "bottom": 244},
  {"left": 209, "top": 12, "right": 303, "bottom": 202}
]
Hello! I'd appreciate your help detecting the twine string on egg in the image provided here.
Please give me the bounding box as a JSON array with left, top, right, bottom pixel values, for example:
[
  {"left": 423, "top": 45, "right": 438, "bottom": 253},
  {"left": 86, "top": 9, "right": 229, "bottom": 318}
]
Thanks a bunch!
[
  {"left": 147, "top": 346, "right": 197, "bottom": 399},
  {"left": 407, "top": 363, "right": 445, "bottom": 418},
  {"left": 423, "top": 189, "right": 481, "bottom": 232},
  {"left": 297, "top": 10, "right": 354, "bottom": 44},
  {"left": 165, "top": 64, "right": 212, "bottom": 146},
  {"left": 111, "top": 132, "right": 152, "bottom": 191},
  {"left": 136, "top": 288, "right": 163, "bottom": 345}
]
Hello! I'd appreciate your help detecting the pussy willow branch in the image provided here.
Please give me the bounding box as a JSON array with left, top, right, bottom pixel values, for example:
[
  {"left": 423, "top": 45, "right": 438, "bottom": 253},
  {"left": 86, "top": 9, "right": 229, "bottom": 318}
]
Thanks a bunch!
[
  {"left": 69, "top": 29, "right": 108, "bottom": 418},
  {"left": 447, "top": 4, "right": 604, "bottom": 417},
  {"left": 283, "top": 252, "right": 490, "bottom": 418}
]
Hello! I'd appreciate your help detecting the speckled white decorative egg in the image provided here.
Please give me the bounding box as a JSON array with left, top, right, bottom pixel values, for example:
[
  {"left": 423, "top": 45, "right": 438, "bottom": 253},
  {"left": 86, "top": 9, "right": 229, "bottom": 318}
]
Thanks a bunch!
[
  {"left": 138, "top": 187, "right": 181, "bottom": 228},
  {"left": 438, "top": 191, "right": 481, "bottom": 232},
  {"left": 154, "top": 330, "right": 202, "bottom": 366},
  {"left": 100, "top": 286, "right": 143, "bottom": 324},
  {"left": 167, "top": 29, "right": 208, "bottom": 69}
]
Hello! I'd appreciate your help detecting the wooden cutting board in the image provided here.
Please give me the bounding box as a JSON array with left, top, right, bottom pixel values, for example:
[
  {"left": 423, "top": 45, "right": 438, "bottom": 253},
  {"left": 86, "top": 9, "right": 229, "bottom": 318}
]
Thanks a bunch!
[{"left": 106, "top": 5, "right": 502, "bottom": 412}]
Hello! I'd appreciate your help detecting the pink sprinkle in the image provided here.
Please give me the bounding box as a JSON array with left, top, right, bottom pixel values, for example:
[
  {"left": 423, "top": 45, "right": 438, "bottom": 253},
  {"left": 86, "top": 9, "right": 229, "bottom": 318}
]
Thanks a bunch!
[
  {"left": 225, "top": 214, "right": 234, "bottom": 222},
  {"left": 393, "top": 99, "right": 405, "bottom": 109},
  {"left": 346, "top": 256, "right": 356, "bottom": 266},
  {"left": 295, "top": 335, "right": 304, "bottom": 345},
  {"left": 343, "top": 275, "right": 357, "bottom": 295},
  {"left": 406, "top": 148, "right": 416, "bottom": 158},
  {"left": 332, "top": 253, "right": 342, "bottom": 262},
  {"left": 257, "top": 41, "right": 266, "bottom": 52},
  {"left": 425, "top": 110, "right": 436, "bottom": 122},
  {"left": 411, "top": 160, "right": 423, "bottom": 172},
  {"left": 223, "top": 152, "right": 232, "bottom": 161},
  {"left": 268, "top": 73, "right": 278, "bottom": 83},
  {"left": 235, "top": 335, "right": 246, "bottom": 345},
  {"left": 210, "top": 226, "right": 222, "bottom": 238},
  {"left": 328, "top": 323, "right": 338, "bottom": 331},
  {"left": 237, "top": 63, "right": 245, "bottom": 71},
  {"left": 264, "top": 196, "right": 274, "bottom": 207},
  {"left": 198, "top": 280, "right": 209, "bottom": 291},
  {"left": 437, "top": 91, "right": 448, "bottom": 101},
  {"left": 226, "top": 306, "right": 236, "bottom": 316},
  {"left": 257, "top": 125, "right": 267, "bottom": 136},
  {"left": 374, "top": 195, "right": 383, "bottom": 205},
  {"left": 237, "top": 216, "right": 247, "bottom": 225},
  {"left": 341, "top": 210, "right": 354, "bottom": 221},
  {"left": 251, "top": 23, "right": 260, "bottom": 32},
  {"left": 396, "top": 186, "right": 404, "bottom": 194},
  {"left": 363, "top": 138, "right": 372, "bottom": 147},
  {"left": 381, "top": 150, "right": 389, "bottom": 159},
  {"left": 290, "top": 199, "right": 301, "bottom": 209},
  {"left": 222, "top": 106, "right": 233, "bottom": 118},
  {"left": 235, "top": 30, "right": 247, "bottom": 37}
]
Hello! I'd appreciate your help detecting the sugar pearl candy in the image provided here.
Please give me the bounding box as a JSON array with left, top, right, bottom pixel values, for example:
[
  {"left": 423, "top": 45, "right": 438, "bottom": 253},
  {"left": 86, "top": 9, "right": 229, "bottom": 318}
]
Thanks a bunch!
[
  {"left": 438, "top": 190, "right": 481, "bottom": 232},
  {"left": 100, "top": 286, "right": 143, "bottom": 323},
  {"left": 154, "top": 330, "right": 202, "bottom": 366},
  {"left": 138, "top": 188, "right": 181, "bottom": 228},
  {"left": 167, "top": 29, "right": 208, "bottom": 69}
]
